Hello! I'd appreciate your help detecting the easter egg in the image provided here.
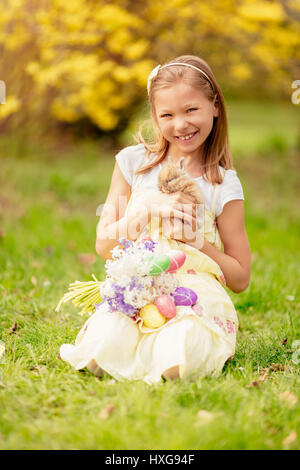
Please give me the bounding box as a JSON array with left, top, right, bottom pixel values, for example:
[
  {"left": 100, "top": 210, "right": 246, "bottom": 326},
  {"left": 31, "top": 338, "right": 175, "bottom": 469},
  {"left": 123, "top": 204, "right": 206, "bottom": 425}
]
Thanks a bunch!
[
  {"left": 148, "top": 254, "right": 170, "bottom": 276},
  {"left": 171, "top": 287, "right": 198, "bottom": 306},
  {"left": 165, "top": 250, "right": 186, "bottom": 273},
  {"left": 140, "top": 304, "right": 166, "bottom": 328},
  {"left": 155, "top": 295, "right": 176, "bottom": 319}
]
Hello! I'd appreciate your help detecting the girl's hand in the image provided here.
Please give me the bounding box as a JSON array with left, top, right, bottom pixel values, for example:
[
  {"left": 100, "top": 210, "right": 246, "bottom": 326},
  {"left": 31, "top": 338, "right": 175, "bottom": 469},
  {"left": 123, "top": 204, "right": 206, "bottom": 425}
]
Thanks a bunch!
[
  {"left": 152, "top": 191, "right": 204, "bottom": 250},
  {"left": 144, "top": 189, "right": 197, "bottom": 225},
  {"left": 126, "top": 189, "right": 204, "bottom": 246},
  {"left": 162, "top": 215, "right": 204, "bottom": 250}
]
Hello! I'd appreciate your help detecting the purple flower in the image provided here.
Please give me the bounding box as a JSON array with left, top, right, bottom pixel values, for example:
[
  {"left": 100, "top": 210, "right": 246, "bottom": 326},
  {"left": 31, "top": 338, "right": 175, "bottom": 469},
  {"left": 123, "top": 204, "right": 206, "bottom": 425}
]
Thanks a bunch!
[
  {"left": 112, "top": 282, "right": 125, "bottom": 293},
  {"left": 129, "top": 277, "right": 143, "bottom": 291},
  {"left": 117, "top": 238, "right": 133, "bottom": 250},
  {"left": 143, "top": 239, "right": 157, "bottom": 252},
  {"left": 102, "top": 283, "right": 138, "bottom": 317}
]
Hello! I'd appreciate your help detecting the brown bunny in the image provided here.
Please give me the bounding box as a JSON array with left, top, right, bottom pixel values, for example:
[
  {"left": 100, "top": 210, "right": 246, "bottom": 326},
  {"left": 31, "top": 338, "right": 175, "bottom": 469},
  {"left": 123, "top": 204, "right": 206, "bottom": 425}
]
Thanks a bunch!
[{"left": 158, "top": 156, "right": 205, "bottom": 237}]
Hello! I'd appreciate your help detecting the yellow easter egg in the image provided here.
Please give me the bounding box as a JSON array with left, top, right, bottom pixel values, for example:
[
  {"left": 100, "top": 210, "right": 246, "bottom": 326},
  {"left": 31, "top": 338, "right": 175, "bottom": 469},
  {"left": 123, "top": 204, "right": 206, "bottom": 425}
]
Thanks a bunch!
[{"left": 140, "top": 304, "right": 166, "bottom": 328}]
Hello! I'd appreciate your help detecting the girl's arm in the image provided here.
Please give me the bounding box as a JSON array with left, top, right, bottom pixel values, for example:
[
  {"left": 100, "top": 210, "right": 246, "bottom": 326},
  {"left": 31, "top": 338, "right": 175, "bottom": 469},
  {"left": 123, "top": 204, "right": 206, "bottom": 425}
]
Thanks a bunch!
[
  {"left": 200, "top": 200, "right": 251, "bottom": 293},
  {"left": 95, "top": 162, "right": 150, "bottom": 260}
]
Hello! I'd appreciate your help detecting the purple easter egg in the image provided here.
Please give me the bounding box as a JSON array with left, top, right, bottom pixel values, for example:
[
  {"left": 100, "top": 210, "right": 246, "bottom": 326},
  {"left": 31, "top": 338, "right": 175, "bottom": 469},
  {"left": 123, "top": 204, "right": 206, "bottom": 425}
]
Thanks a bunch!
[
  {"left": 165, "top": 250, "right": 186, "bottom": 273},
  {"left": 171, "top": 287, "right": 198, "bottom": 306},
  {"left": 155, "top": 295, "right": 176, "bottom": 319}
]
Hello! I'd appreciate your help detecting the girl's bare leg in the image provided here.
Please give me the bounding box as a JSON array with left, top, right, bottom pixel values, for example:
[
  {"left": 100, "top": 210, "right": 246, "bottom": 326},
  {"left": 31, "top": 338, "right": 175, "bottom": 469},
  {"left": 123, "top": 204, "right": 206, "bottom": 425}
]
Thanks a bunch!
[
  {"left": 86, "top": 359, "right": 104, "bottom": 377},
  {"left": 162, "top": 365, "right": 180, "bottom": 380}
]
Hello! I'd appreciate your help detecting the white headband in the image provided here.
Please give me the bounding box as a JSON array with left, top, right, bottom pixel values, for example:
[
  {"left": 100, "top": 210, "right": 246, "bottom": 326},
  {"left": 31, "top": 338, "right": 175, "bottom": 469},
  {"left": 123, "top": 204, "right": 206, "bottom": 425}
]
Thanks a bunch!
[{"left": 147, "top": 62, "right": 214, "bottom": 95}]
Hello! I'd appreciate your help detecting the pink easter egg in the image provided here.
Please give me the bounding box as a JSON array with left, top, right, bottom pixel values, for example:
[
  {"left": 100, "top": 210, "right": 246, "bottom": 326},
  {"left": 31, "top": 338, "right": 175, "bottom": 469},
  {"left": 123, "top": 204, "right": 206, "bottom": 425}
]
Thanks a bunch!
[
  {"left": 165, "top": 250, "right": 186, "bottom": 273},
  {"left": 155, "top": 295, "right": 176, "bottom": 319},
  {"left": 171, "top": 287, "right": 198, "bottom": 306}
]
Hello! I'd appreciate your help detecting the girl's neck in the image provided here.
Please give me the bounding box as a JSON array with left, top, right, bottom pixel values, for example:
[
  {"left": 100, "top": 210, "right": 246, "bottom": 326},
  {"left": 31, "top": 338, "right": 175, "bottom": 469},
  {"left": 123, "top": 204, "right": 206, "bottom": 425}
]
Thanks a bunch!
[{"left": 163, "top": 145, "right": 205, "bottom": 177}]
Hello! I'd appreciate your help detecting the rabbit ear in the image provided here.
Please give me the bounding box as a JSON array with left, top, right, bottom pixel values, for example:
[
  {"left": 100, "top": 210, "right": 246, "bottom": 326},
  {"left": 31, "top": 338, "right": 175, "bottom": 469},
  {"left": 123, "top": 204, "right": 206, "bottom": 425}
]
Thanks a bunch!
[{"left": 179, "top": 157, "right": 185, "bottom": 170}]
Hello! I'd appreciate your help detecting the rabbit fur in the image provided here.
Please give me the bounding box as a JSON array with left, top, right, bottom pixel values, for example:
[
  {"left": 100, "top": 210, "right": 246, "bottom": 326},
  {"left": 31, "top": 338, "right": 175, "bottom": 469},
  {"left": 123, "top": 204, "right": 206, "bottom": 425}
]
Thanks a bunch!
[{"left": 157, "top": 156, "right": 204, "bottom": 237}]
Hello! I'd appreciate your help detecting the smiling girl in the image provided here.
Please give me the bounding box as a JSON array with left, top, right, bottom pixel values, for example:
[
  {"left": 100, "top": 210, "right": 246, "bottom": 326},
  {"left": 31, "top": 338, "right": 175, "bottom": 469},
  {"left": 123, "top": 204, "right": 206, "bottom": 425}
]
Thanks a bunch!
[{"left": 60, "top": 55, "right": 251, "bottom": 383}]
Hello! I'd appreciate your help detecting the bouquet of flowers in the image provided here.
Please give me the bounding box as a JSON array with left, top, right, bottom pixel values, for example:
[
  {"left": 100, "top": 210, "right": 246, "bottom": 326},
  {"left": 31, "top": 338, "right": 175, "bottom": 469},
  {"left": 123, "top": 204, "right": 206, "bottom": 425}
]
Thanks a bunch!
[{"left": 56, "top": 237, "right": 198, "bottom": 329}]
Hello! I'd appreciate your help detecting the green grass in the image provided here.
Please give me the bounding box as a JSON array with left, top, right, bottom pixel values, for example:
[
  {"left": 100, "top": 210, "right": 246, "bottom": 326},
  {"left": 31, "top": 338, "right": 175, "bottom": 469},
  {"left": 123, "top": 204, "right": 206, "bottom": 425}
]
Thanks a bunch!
[
  {"left": 0, "top": 101, "right": 300, "bottom": 450},
  {"left": 227, "top": 99, "right": 300, "bottom": 157}
]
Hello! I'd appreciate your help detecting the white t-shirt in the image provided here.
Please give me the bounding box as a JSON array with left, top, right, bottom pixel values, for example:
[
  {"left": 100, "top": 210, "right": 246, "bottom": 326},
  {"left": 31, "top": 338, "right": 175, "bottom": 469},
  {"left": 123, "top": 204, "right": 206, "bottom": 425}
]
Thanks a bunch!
[{"left": 115, "top": 143, "right": 244, "bottom": 217}]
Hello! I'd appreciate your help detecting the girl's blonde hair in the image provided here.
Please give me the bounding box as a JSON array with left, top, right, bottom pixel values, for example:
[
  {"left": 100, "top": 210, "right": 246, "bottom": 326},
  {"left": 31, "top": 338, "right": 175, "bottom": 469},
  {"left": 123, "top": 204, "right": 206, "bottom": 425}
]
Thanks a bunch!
[{"left": 133, "top": 55, "right": 234, "bottom": 185}]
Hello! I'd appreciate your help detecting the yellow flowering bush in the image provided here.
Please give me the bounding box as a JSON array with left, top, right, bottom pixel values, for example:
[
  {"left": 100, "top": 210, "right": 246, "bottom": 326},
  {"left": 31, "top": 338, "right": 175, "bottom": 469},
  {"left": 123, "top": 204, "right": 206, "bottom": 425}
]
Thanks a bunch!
[{"left": 0, "top": 0, "right": 299, "bottom": 135}]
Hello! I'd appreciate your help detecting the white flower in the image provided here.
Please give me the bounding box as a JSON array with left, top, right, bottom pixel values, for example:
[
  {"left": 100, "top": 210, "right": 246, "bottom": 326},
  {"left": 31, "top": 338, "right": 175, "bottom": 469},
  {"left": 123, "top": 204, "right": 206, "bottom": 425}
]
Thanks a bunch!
[
  {"left": 110, "top": 246, "right": 124, "bottom": 259},
  {"left": 100, "top": 279, "right": 115, "bottom": 298},
  {"left": 153, "top": 273, "right": 179, "bottom": 295},
  {"left": 105, "top": 245, "right": 153, "bottom": 280}
]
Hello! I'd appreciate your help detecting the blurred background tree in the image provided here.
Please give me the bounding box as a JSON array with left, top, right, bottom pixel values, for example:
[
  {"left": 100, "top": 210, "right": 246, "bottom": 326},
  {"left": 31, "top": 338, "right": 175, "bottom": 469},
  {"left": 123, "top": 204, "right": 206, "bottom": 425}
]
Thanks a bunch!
[{"left": 0, "top": 0, "right": 299, "bottom": 145}]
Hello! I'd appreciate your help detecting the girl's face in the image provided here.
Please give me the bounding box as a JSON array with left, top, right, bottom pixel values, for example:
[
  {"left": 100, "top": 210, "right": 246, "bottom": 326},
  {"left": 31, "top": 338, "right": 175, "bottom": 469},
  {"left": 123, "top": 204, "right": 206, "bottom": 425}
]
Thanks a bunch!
[{"left": 154, "top": 81, "right": 218, "bottom": 160}]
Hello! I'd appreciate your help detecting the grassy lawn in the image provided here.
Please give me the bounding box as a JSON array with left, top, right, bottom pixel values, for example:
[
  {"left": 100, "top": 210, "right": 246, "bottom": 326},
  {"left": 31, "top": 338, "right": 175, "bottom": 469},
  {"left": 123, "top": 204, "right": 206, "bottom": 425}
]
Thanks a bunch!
[{"left": 0, "top": 100, "right": 299, "bottom": 450}]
